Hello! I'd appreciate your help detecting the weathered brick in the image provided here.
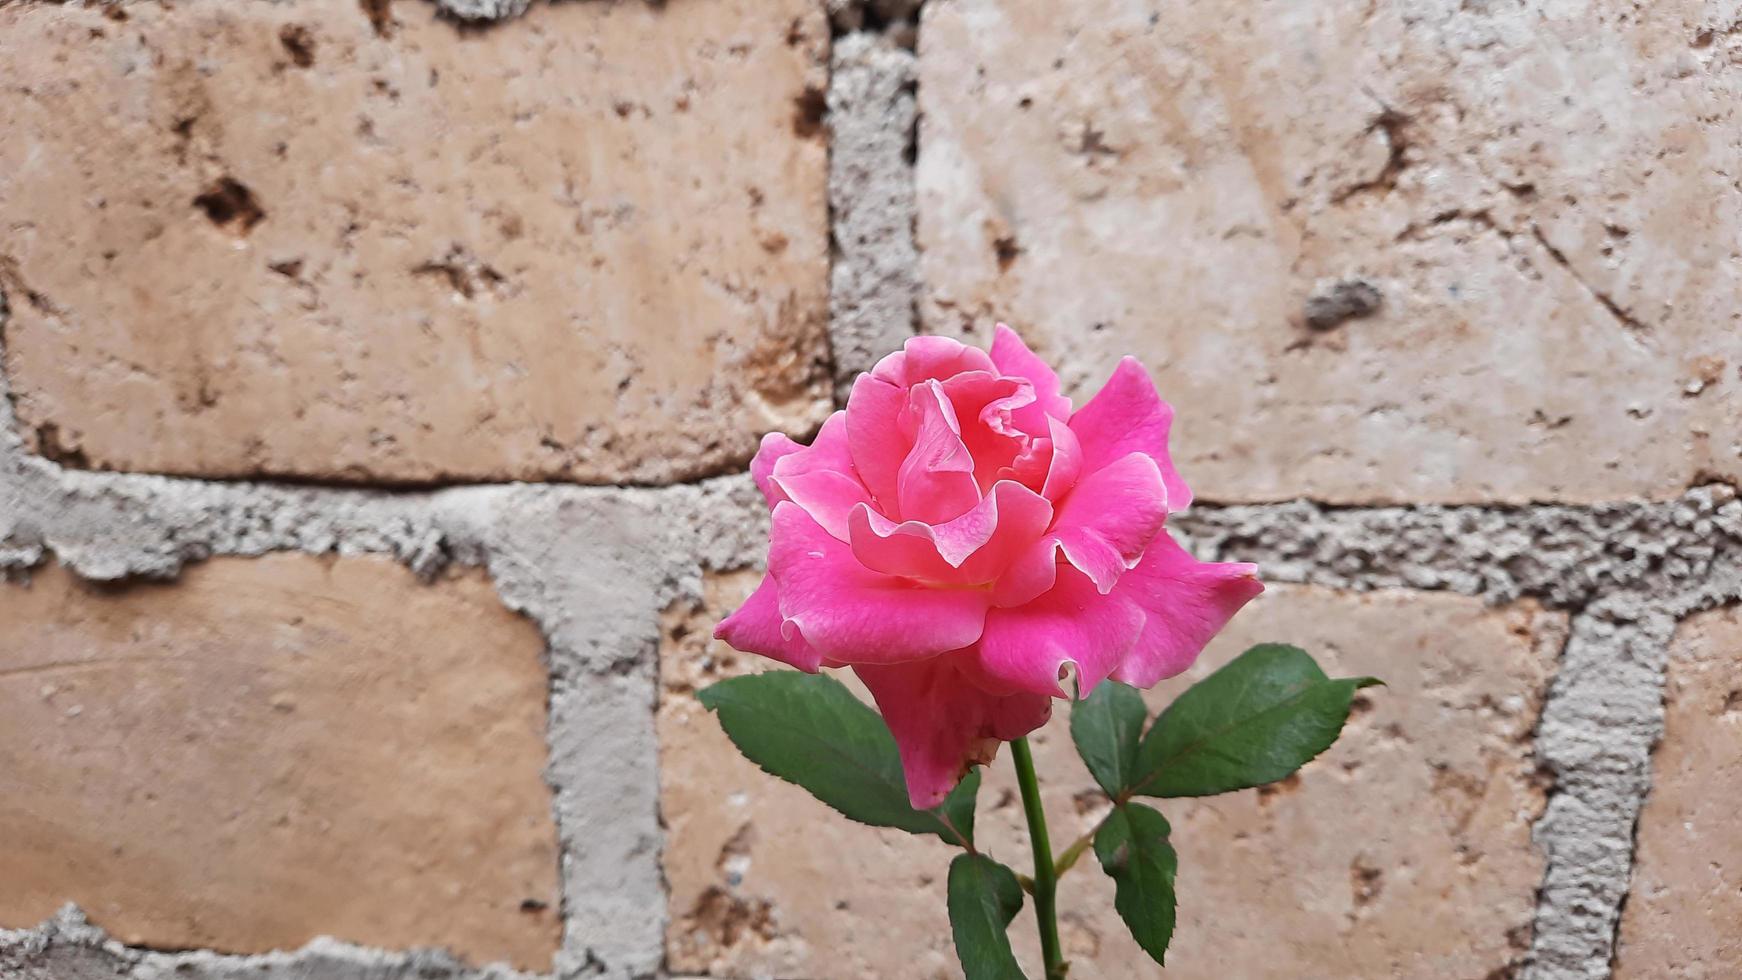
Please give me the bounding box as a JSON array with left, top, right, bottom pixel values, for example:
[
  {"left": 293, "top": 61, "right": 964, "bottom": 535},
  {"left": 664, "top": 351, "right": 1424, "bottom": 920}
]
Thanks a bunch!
[
  {"left": 658, "top": 570, "right": 964, "bottom": 979},
  {"left": 0, "top": 556, "right": 560, "bottom": 970},
  {"left": 917, "top": 0, "right": 1741, "bottom": 504},
  {"left": 0, "top": 0, "right": 830, "bottom": 484},
  {"left": 1613, "top": 607, "right": 1742, "bottom": 977},
  {"left": 660, "top": 578, "right": 1562, "bottom": 978}
]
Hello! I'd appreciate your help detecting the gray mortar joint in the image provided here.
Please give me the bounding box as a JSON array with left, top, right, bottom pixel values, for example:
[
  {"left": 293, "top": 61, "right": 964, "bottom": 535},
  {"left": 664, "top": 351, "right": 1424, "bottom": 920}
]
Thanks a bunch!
[{"left": 5, "top": 17, "right": 1742, "bottom": 980}]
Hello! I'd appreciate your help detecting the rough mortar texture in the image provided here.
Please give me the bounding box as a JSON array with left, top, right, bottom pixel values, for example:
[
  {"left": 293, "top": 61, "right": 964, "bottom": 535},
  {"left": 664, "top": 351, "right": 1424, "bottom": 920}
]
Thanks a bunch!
[
  {"left": 0, "top": 0, "right": 831, "bottom": 484},
  {"left": 827, "top": 32, "right": 920, "bottom": 395},
  {"left": 0, "top": 906, "right": 534, "bottom": 980},
  {"left": 1613, "top": 608, "right": 1742, "bottom": 978},
  {"left": 917, "top": 0, "right": 1742, "bottom": 504}
]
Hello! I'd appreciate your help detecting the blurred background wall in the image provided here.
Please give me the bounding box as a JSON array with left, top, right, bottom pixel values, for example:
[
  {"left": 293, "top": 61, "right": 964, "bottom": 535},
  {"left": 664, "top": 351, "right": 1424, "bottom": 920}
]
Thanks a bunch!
[{"left": 1, "top": 1, "right": 1738, "bottom": 978}]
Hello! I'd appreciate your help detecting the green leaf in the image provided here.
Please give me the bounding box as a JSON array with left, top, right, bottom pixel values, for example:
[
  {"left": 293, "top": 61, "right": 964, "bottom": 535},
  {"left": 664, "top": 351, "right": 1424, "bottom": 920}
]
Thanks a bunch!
[
  {"left": 1070, "top": 680, "right": 1148, "bottom": 796},
  {"left": 1093, "top": 803, "right": 1178, "bottom": 966},
  {"left": 698, "top": 671, "right": 978, "bottom": 847},
  {"left": 1132, "top": 643, "right": 1381, "bottom": 798},
  {"left": 947, "top": 853, "right": 1029, "bottom": 980}
]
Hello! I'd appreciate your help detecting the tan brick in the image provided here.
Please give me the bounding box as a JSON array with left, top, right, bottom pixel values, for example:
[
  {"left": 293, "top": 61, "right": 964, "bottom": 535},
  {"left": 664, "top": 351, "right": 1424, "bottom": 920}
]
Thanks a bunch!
[
  {"left": 660, "top": 580, "right": 1562, "bottom": 978},
  {"left": 658, "top": 570, "right": 964, "bottom": 980},
  {"left": 917, "top": 0, "right": 1741, "bottom": 504},
  {"left": 1614, "top": 608, "right": 1742, "bottom": 978},
  {"left": 0, "top": 556, "right": 560, "bottom": 970},
  {"left": 0, "top": 0, "right": 830, "bottom": 484}
]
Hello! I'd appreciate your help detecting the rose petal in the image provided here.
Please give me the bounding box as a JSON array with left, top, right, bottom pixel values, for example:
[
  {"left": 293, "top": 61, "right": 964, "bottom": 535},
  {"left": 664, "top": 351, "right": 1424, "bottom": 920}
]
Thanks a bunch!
[
  {"left": 871, "top": 334, "right": 998, "bottom": 387},
  {"left": 938, "top": 371, "right": 1036, "bottom": 489},
  {"left": 768, "top": 412, "right": 872, "bottom": 540},
  {"left": 1050, "top": 452, "right": 1169, "bottom": 594},
  {"left": 750, "top": 432, "right": 805, "bottom": 508},
  {"left": 896, "top": 381, "right": 982, "bottom": 525},
  {"left": 1038, "top": 416, "right": 1082, "bottom": 501},
  {"left": 1069, "top": 357, "right": 1193, "bottom": 511},
  {"left": 955, "top": 482, "right": 1055, "bottom": 584},
  {"left": 1110, "top": 533, "right": 1265, "bottom": 687},
  {"left": 991, "top": 324, "right": 1072, "bottom": 419},
  {"left": 855, "top": 654, "right": 1052, "bottom": 809},
  {"left": 713, "top": 573, "right": 823, "bottom": 672},
  {"left": 768, "top": 502, "right": 991, "bottom": 664},
  {"left": 990, "top": 539, "right": 1061, "bottom": 608},
  {"left": 848, "top": 480, "right": 1054, "bottom": 583},
  {"left": 969, "top": 564, "right": 1145, "bottom": 698}
]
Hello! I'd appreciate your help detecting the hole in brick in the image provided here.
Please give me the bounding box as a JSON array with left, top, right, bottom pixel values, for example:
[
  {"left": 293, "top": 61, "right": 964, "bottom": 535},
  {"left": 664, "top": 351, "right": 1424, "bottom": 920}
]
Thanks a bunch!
[
  {"left": 33, "top": 423, "right": 90, "bottom": 468},
  {"left": 279, "top": 25, "right": 316, "bottom": 68},
  {"left": 359, "top": 0, "right": 394, "bottom": 38},
  {"left": 1349, "top": 859, "right": 1384, "bottom": 908},
  {"left": 791, "top": 85, "right": 827, "bottom": 139},
  {"left": 194, "top": 178, "right": 266, "bottom": 235},
  {"left": 993, "top": 234, "right": 1022, "bottom": 271},
  {"left": 1256, "top": 771, "right": 1302, "bottom": 804}
]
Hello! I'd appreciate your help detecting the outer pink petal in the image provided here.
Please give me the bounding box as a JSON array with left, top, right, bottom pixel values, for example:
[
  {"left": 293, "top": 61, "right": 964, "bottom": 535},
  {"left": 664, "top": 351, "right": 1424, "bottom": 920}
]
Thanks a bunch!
[
  {"left": 991, "top": 539, "right": 1060, "bottom": 608},
  {"left": 871, "top": 334, "right": 998, "bottom": 387},
  {"left": 848, "top": 480, "right": 1054, "bottom": 584},
  {"left": 1110, "top": 533, "right": 1265, "bottom": 687},
  {"left": 1038, "top": 416, "right": 1082, "bottom": 501},
  {"left": 855, "top": 655, "right": 1052, "bottom": 809},
  {"left": 846, "top": 506, "right": 961, "bottom": 582},
  {"left": 990, "top": 324, "right": 1072, "bottom": 419},
  {"left": 751, "top": 433, "right": 804, "bottom": 507},
  {"left": 845, "top": 373, "right": 909, "bottom": 512},
  {"left": 955, "top": 482, "right": 1055, "bottom": 584},
  {"left": 768, "top": 502, "right": 990, "bottom": 664},
  {"left": 712, "top": 573, "right": 823, "bottom": 672},
  {"left": 969, "top": 564, "right": 1145, "bottom": 698},
  {"left": 896, "top": 381, "right": 982, "bottom": 525},
  {"left": 768, "top": 414, "right": 873, "bottom": 540},
  {"left": 1049, "top": 452, "right": 1169, "bottom": 594},
  {"left": 1069, "top": 357, "right": 1193, "bottom": 510}
]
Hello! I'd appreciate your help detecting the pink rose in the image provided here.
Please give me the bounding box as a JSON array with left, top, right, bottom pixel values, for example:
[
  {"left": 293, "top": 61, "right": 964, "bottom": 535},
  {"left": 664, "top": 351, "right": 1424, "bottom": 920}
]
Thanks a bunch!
[{"left": 715, "top": 327, "right": 1263, "bottom": 808}]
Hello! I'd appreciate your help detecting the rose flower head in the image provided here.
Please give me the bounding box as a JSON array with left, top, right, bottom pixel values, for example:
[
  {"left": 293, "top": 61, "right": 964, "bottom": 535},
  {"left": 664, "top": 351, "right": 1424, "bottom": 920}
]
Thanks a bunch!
[{"left": 716, "top": 326, "right": 1262, "bottom": 808}]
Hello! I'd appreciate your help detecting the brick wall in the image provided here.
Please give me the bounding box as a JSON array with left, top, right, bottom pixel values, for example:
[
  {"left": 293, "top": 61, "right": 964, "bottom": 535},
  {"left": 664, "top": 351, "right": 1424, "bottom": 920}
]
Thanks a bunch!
[{"left": 1, "top": 2, "right": 1737, "bottom": 979}]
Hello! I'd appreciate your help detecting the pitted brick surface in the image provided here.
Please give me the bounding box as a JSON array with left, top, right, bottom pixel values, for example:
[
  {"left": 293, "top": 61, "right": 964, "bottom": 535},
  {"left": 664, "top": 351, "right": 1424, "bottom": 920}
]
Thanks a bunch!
[
  {"left": 0, "top": 0, "right": 830, "bottom": 484},
  {"left": 1613, "top": 607, "right": 1742, "bottom": 978},
  {"left": 917, "top": 0, "right": 1742, "bottom": 504},
  {"left": 0, "top": 556, "right": 560, "bottom": 971}
]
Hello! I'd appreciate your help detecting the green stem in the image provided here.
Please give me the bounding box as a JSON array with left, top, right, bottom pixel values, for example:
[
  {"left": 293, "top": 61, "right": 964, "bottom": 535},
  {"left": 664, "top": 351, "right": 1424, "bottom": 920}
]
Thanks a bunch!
[{"left": 1010, "top": 737, "right": 1065, "bottom": 979}]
